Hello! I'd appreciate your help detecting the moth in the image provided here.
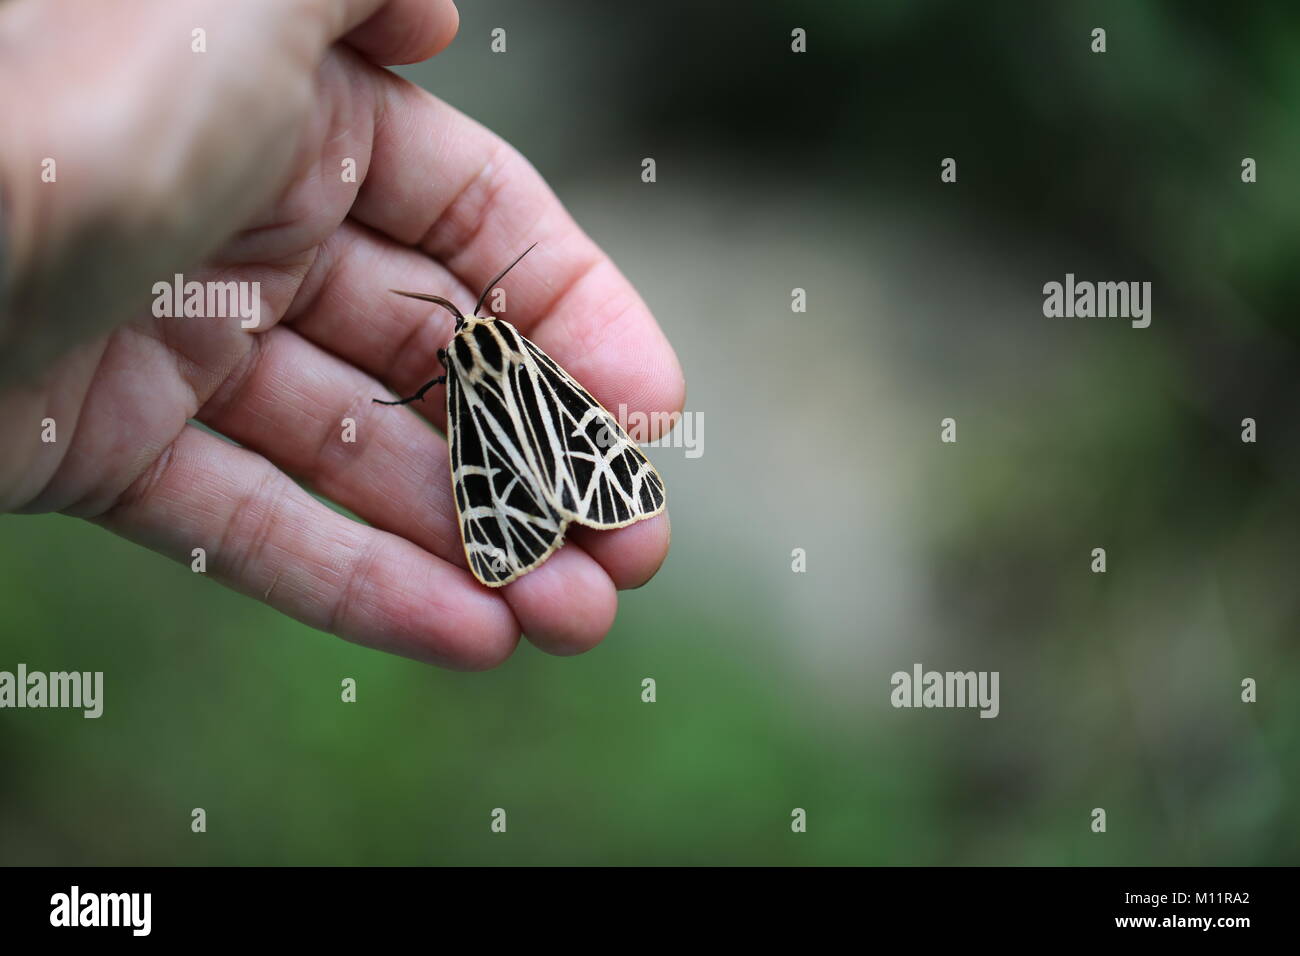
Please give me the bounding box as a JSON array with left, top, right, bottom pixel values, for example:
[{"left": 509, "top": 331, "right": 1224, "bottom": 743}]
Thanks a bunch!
[{"left": 374, "top": 245, "right": 666, "bottom": 587}]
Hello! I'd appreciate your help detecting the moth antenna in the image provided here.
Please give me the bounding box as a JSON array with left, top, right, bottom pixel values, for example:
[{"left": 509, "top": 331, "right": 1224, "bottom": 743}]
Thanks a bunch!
[
  {"left": 391, "top": 290, "right": 465, "bottom": 322},
  {"left": 475, "top": 243, "right": 538, "bottom": 316}
]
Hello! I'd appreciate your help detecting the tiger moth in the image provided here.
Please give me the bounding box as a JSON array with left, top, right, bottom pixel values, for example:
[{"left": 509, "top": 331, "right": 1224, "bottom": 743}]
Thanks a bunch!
[{"left": 374, "top": 245, "right": 667, "bottom": 587}]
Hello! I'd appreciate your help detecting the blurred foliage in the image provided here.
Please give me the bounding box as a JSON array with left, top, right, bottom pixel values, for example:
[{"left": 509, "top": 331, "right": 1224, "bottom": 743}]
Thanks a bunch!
[{"left": 2, "top": 0, "right": 1297, "bottom": 864}]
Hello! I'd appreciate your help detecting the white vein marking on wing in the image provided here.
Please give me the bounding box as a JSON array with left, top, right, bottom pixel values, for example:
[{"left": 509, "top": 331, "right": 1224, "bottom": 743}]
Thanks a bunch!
[
  {"left": 450, "top": 370, "right": 563, "bottom": 575},
  {"left": 515, "top": 337, "right": 660, "bottom": 519}
]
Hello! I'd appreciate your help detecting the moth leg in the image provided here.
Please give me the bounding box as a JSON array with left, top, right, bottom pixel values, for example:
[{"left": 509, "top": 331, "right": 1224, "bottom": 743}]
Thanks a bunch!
[
  {"left": 373, "top": 375, "right": 446, "bottom": 406},
  {"left": 437, "top": 348, "right": 448, "bottom": 369}
]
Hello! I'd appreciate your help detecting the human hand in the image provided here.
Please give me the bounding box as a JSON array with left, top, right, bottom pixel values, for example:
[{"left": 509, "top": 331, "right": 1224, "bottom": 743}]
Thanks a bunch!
[{"left": 0, "top": 0, "right": 684, "bottom": 667}]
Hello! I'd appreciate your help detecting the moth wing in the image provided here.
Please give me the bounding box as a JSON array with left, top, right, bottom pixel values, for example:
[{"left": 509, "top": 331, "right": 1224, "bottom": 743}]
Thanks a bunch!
[
  {"left": 446, "top": 366, "right": 567, "bottom": 587},
  {"left": 506, "top": 324, "right": 666, "bottom": 529}
]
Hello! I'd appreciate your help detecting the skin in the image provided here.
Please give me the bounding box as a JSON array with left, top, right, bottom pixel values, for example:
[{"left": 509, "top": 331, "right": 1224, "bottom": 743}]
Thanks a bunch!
[{"left": 0, "top": 0, "right": 684, "bottom": 669}]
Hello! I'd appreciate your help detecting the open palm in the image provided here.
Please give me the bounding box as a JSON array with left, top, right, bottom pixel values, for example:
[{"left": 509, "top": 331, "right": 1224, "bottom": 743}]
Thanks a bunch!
[{"left": 0, "top": 0, "right": 683, "bottom": 667}]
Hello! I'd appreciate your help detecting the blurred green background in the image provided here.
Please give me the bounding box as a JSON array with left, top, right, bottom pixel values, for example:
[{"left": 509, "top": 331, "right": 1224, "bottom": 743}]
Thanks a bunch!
[{"left": 2, "top": 0, "right": 1298, "bottom": 864}]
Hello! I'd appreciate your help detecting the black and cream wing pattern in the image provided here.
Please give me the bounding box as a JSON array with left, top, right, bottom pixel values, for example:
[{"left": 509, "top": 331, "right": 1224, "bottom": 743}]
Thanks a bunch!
[{"left": 445, "top": 317, "right": 666, "bottom": 586}]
